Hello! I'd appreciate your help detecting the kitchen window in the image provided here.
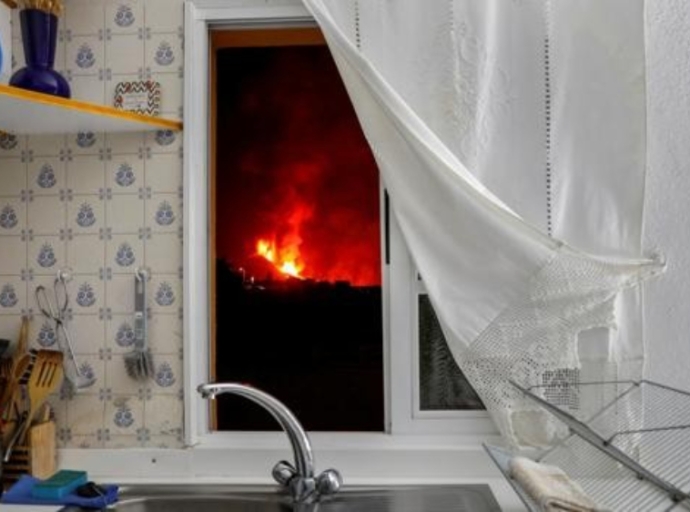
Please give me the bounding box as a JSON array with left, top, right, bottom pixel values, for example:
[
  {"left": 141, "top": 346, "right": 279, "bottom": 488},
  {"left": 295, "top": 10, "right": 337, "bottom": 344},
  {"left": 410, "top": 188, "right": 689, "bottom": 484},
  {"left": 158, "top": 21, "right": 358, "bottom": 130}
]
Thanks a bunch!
[
  {"left": 210, "top": 29, "right": 384, "bottom": 432},
  {"left": 205, "top": 24, "right": 489, "bottom": 437},
  {"left": 183, "top": 3, "right": 498, "bottom": 478}
]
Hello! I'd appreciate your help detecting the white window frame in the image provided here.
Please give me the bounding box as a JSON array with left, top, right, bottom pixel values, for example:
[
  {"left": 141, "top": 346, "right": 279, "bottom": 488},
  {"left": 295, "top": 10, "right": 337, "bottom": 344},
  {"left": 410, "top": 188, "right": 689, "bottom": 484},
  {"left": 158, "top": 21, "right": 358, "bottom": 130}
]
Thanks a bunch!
[{"left": 173, "top": 0, "right": 504, "bottom": 483}]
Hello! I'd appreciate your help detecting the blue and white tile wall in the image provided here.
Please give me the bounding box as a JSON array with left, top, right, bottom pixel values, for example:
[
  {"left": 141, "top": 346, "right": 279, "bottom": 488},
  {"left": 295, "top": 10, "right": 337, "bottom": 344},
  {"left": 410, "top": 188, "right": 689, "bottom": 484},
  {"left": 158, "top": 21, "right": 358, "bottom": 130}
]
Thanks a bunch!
[{"left": 0, "top": 0, "right": 184, "bottom": 449}]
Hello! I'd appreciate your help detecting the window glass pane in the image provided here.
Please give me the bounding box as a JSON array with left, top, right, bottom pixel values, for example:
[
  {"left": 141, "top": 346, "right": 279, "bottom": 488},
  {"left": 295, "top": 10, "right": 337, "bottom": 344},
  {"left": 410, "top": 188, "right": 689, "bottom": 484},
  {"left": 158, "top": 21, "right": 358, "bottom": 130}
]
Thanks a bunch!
[
  {"left": 214, "top": 39, "right": 384, "bottom": 432},
  {"left": 418, "top": 295, "right": 484, "bottom": 410}
]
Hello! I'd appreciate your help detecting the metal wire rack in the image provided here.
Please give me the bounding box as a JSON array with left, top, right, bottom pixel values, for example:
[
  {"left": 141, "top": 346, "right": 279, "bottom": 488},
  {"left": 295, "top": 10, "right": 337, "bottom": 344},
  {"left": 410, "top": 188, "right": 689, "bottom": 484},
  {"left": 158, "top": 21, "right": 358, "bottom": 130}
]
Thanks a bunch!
[{"left": 485, "top": 380, "right": 690, "bottom": 512}]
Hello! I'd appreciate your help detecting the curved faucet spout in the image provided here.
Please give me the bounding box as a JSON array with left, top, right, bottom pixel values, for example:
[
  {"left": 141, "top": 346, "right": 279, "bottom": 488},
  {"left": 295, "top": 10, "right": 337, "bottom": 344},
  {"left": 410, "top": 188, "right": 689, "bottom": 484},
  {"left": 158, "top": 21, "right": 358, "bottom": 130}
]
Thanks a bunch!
[
  {"left": 197, "top": 382, "right": 314, "bottom": 478},
  {"left": 197, "top": 382, "right": 342, "bottom": 503}
]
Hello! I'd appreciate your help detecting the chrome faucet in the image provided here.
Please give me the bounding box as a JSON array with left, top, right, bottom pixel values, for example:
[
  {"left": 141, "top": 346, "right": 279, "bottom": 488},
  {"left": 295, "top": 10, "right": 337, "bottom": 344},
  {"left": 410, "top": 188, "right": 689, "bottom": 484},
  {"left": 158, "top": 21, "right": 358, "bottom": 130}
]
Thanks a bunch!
[{"left": 197, "top": 382, "right": 343, "bottom": 503}]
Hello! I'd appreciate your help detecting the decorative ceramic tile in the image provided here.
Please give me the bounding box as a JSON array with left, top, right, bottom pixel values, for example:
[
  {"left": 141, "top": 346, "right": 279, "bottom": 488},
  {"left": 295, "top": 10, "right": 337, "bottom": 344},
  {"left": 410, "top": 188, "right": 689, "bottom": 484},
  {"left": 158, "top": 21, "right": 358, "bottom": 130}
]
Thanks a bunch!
[
  {"left": 107, "top": 236, "right": 143, "bottom": 272},
  {"left": 147, "top": 314, "right": 181, "bottom": 355},
  {"left": 72, "top": 279, "right": 104, "bottom": 311},
  {"left": 145, "top": 153, "right": 181, "bottom": 192},
  {"left": 108, "top": 160, "right": 140, "bottom": 190},
  {"left": 149, "top": 276, "right": 179, "bottom": 312},
  {"left": 145, "top": 127, "right": 180, "bottom": 154},
  {"left": 64, "top": 0, "right": 106, "bottom": 36},
  {"left": 0, "top": 158, "right": 27, "bottom": 197},
  {"left": 0, "top": 236, "right": 26, "bottom": 275},
  {"left": 29, "top": 236, "right": 65, "bottom": 274},
  {"left": 68, "top": 75, "right": 107, "bottom": 105},
  {"left": 105, "top": 132, "right": 145, "bottom": 156},
  {"left": 27, "top": 196, "right": 66, "bottom": 234},
  {"left": 143, "top": 0, "right": 183, "bottom": 33},
  {"left": 67, "top": 36, "right": 105, "bottom": 74},
  {"left": 66, "top": 235, "right": 105, "bottom": 274},
  {"left": 107, "top": 396, "right": 144, "bottom": 434},
  {"left": 67, "top": 314, "right": 105, "bottom": 354},
  {"left": 106, "top": 34, "right": 144, "bottom": 74},
  {"left": 30, "top": 160, "right": 65, "bottom": 194},
  {"left": 144, "top": 395, "right": 182, "bottom": 436},
  {"left": 26, "top": 136, "right": 67, "bottom": 158},
  {"left": 66, "top": 393, "right": 106, "bottom": 436},
  {"left": 107, "top": 1, "right": 144, "bottom": 34},
  {"left": 68, "top": 196, "right": 104, "bottom": 233},
  {"left": 106, "top": 314, "right": 138, "bottom": 354},
  {"left": 31, "top": 319, "right": 59, "bottom": 350},
  {"left": 0, "top": 279, "right": 25, "bottom": 313},
  {"left": 151, "top": 356, "right": 180, "bottom": 390},
  {"left": 0, "top": 133, "right": 24, "bottom": 157},
  {"left": 71, "top": 355, "right": 104, "bottom": 391},
  {"left": 106, "top": 194, "right": 144, "bottom": 233},
  {"left": 105, "top": 273, "right": 139, "bottom": 313},
  {"left": 0, "top": 201, "right": 25, "bottom": 234},
  {"left": 0, "top": 315, "right": 24, "bottom": 342},
  {"left": 105, "top": 355, "right": 147, "bottom": 395},
  {"left": 145, "top": 34, "right": 181, "bottom": 73},
  {"left": 69, "top": 131, "right": 105, "bottom": 155},
  {"left": 145, "top": 233, "right": 181, "bottom": 274},
  {"left": 147, "top": 194, "right": 178, "bottom": 229},
  {"left": 67, "top": 156, "right": 106, "bottom": 195}
]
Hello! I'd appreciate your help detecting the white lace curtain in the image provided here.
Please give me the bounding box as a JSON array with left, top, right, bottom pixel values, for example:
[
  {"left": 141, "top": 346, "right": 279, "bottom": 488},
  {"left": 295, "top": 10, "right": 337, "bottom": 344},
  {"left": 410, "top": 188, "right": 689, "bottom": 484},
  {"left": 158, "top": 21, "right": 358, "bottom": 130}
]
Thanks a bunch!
[{"left": 302, "top": 0, "right": 663, "bottom": 446}]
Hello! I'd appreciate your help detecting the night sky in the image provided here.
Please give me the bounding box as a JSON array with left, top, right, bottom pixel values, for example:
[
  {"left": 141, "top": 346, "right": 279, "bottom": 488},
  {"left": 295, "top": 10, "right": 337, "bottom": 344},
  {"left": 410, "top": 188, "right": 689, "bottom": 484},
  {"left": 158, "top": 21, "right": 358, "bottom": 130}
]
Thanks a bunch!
[{"left": 215, "top": 45, "right": 381, "bottom": 286}]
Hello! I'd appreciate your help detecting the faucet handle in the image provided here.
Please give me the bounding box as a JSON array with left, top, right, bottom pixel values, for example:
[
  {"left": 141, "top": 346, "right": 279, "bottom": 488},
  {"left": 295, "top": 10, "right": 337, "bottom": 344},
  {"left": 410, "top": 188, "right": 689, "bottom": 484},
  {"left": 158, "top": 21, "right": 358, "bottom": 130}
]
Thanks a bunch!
[
  {"left": 272, "top": 460, "right": 298, "bottom": 486},
  {"left": 316, "top": 469, "right": 343, "bottom": 496}
]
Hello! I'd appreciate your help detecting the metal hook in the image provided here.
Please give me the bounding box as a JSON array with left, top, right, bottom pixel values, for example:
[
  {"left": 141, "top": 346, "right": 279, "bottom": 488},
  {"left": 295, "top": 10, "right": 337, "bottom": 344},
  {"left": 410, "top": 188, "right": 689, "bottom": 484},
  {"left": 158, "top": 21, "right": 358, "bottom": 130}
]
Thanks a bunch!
[
  {"left": 56, "top": 267, "right": 73, "bottom": 284},
  {"left": 135, "top": 267, "right": 148, "bottom": 282}
]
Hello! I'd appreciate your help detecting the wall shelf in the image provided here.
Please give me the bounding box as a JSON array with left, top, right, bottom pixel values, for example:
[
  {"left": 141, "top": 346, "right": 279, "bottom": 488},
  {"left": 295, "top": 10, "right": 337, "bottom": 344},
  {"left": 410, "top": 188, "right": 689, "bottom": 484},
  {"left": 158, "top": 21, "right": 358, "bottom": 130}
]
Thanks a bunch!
[{"left": 0, "top": 84, "right": 183, "bottom": 135}]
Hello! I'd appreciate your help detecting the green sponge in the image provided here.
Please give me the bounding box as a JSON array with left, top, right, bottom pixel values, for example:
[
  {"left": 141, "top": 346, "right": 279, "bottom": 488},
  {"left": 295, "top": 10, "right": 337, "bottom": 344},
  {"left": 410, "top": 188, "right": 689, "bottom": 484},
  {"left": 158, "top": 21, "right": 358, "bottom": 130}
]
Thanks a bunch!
[{"left": 31, "top": 470, "right": 88, "bottom": 500}]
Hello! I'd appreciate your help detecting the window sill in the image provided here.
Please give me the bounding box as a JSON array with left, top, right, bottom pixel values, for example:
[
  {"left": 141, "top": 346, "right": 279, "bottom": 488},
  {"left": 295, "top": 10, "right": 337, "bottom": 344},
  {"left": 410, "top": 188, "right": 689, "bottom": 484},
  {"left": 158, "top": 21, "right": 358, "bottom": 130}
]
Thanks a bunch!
[{"left": 59, "top": 432, "right": 504, "bottom": 482}]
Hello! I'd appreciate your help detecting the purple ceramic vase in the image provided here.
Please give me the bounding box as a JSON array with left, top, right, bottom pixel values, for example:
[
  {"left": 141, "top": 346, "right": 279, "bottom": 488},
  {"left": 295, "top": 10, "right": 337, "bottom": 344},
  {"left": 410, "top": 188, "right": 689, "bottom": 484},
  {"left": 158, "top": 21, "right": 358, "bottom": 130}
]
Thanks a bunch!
[{"left": 10, "top": 9, "right": 71, "bottom": 98}]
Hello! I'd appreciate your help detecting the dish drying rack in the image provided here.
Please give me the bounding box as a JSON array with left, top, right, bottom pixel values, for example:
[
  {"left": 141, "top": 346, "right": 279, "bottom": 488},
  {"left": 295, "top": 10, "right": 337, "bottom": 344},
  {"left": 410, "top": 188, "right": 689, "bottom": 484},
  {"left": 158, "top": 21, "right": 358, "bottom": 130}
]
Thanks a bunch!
[{"left": 485, "top": 380, "right": 690, "bottom": 512}]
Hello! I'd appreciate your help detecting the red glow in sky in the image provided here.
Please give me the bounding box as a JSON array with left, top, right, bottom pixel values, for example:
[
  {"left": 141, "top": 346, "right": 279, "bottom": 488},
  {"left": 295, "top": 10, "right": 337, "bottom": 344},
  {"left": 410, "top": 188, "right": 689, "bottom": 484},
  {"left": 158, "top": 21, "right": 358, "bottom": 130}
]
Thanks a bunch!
[{"left": 215, "top": 44, "right": 381, "bottom": 286}]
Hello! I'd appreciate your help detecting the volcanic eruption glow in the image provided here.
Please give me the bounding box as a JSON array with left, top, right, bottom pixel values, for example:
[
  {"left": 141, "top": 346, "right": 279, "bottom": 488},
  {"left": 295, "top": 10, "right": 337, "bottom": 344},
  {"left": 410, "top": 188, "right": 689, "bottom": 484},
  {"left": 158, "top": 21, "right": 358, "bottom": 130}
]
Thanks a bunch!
[
  {"left": 216, "top": 45, "right": 381, "bottom": 287},
  {"left": 256, "top": 237, "right": 305, "bottom": 279}
]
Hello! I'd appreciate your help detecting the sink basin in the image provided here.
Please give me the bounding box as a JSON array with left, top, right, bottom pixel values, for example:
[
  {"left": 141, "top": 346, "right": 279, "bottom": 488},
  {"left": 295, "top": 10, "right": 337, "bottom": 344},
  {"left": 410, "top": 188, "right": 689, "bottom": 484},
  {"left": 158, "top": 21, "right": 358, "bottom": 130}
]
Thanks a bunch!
[{"left": 102, "top": 484, "right": 502, "bottom": 512}]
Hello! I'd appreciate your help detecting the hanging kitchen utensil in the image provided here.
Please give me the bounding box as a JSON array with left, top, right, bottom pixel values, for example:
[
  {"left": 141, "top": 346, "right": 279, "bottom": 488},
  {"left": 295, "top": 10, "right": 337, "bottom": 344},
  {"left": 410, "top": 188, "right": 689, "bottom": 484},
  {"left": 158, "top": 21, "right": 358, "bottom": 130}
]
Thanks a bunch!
[
  {"left": 35, "top": 269, "right": 93, "bottom": 389},
  {"left": 124, "top": 268, "right": 154, "bottom": 381}
]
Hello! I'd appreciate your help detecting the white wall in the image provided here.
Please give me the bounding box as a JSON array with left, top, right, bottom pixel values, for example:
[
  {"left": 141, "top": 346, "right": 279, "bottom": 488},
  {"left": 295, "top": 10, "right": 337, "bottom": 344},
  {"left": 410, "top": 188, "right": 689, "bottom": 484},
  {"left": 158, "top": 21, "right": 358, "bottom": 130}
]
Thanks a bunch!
[{"left": 644, "top": 0, "right": 690, "bottom": 388}]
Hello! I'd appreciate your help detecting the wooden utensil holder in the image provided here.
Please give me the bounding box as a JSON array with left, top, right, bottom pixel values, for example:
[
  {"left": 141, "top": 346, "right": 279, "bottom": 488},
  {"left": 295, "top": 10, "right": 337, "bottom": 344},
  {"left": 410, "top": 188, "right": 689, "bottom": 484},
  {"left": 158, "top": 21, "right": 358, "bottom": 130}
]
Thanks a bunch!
[{"left": 2, "top": 420, "right": 56, "bottom": 489}]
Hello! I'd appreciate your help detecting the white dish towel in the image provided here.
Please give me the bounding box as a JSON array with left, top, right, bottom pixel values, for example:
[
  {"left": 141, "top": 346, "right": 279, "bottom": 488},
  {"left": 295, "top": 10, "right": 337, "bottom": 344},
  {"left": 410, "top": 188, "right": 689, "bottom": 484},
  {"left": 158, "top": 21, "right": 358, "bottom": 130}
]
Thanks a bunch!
[{"left": 509, "top": 456, "right": 610, "bottom": 512}]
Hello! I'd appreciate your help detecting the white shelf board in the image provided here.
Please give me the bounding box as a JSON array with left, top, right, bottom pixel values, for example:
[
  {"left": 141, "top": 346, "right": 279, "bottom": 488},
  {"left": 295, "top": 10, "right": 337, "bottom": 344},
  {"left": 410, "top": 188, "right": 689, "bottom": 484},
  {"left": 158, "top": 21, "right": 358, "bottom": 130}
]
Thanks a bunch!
[{"left": 0, "top": 84, "right": 182, "bottom": 134}]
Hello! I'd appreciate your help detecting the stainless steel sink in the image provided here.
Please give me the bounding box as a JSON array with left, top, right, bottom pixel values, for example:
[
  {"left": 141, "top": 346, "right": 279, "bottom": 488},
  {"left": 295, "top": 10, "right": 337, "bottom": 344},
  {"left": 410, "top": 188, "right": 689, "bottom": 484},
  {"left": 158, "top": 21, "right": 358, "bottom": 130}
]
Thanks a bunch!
[{"left": 97, "top": 484, "right": 502, "bottom": 512}]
